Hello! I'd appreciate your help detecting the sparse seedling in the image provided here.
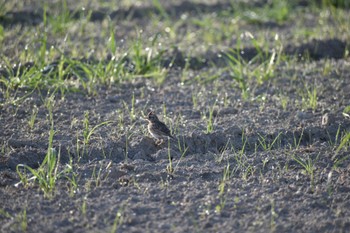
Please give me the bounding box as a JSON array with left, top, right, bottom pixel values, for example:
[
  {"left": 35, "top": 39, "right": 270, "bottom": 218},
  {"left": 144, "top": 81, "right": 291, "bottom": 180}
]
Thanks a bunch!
[
  {"left": 292, "top": 128, "right": 305, "bottom": 150},
  {"left": 64, "top": 158, "right": 79, "bottom": 196},
  {"left": 1, "top": 1, "right": 350, "bottom": 232},
  {"left": 28, "top": 105, "right": 39, "bottom": 130},
  {"left": 0, "top": 208, "right": 12, "bottom": 219},
  {"left": 218, "top": 163, "right": 232, "bottom": 196},
  {"left": 279, "top": 94, "right": 289, "bottom": 110},
  {"left": 204, "top": 100, "right": 217, "bottom": 134},
  {"left": 111, "top": 209, "right": 124, "bottom": 233},
  {"left": 262, "top": 157, "right": 269, "bottom": 170},
  {"left": 343, "top": 106, "right": 350, "bottom": 118},
  {"left": 122, "top": 92, "right": 136, "bottom": 122},
  {"left": 85, "top": 162, "right": 110, "bottom": 191},
  {"left": 326, "top": 125, "right": 341, "bottom": 148},
  {"left": 82, "top": 111, "right": 113, "bottom": 146},
  {"left": 270, "top": 199, "right": 278, "bottom": 231},
  {"left": 192, "top": 92, "right": 198, "bottom": 109},
  {"left": 18, "top": 208, "right": 27, "bottom": 232},
  {"left": 216, "top": 139, "right": 231, "bottom": 164},
  {"left": 335, "top": 131, "right": 350, "bottom": 154},
  {"left": 124, "top": 124, "right": 136, "bottom": 162},
  {"left": 16, "top": 140, "right": 60, "bottom": 197},
  {"left": 293, "top": 154, "right": 319, "bottom": 191},
  {"left": 258, "top": 132, "right": 282, "bottom": 151},
  {"left": 216, "top": 163, "right": 234, "bottom": 213},
  {"left": 166, "top": 139, "right": 173, "bottom": 174},
  {"left": 81, "top": 198, "right": 87, "bottom": 217},
  {"left": 167, "top": 136, "right": 189, "bottom": 174},
  {"left": 225, "top": 49, "right": 250, "bottom": 100},
  {"left": 16, "top": 96, "right": 61, "bottom": 197},
  {"left": 166, "top": 137, "right": 187, "bottom": 175}
]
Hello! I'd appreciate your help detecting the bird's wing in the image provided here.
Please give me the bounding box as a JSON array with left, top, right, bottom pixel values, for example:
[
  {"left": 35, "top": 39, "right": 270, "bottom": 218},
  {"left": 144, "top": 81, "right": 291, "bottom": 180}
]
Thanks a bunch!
[{"left": 157, "top": 121, "right": 172, "bottom": 137}]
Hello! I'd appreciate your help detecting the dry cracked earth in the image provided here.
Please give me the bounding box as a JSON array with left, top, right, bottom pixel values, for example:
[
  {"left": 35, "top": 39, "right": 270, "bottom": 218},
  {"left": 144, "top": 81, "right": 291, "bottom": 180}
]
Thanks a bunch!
[{"left": 1, "top": 1, "right": 350, "bottom": 233}]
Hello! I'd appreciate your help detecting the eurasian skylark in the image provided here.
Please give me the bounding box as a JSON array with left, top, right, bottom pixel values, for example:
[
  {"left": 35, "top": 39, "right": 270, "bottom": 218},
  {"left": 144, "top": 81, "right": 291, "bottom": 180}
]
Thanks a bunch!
[{"left": 146, "top": 111, "right": 173, "bottom": 145}]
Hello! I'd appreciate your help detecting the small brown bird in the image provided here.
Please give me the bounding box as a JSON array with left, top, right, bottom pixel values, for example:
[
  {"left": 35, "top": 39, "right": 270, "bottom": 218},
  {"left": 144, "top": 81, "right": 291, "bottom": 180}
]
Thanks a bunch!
[{"left": 146, "top": 111, "right": 173, "bottom": 145}]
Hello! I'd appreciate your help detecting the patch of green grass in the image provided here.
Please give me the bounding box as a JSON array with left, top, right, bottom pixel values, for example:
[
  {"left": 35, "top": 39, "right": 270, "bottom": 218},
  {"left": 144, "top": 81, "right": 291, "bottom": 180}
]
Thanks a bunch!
[
  {"left": 47, "top": 0, "right": 75, "bottom": 35},
  {"left": 0, "top": 1, "right": 12, "bottom": 17},
  {"left": 0, "top": 56, "right": 111, "bottom": 99},
  {"left": 224, "top": 35, "right": 283, "bottom": 100},
  {"left": 1, "top": 19, "right": 169, "bottom": 98},
  {"left": 152, "top": 0, "right": 169, "bottom": 21},
  {"left": 239, "top": 0, "right": 291, "bottom": 25},
  {"left": 328, "top": 7, "right": 350, "bottom": 41},
  {"left": 292, "top": 4, "right": 350, "bottom": 42},
  {"left": 225, "top": 49, "right": 249, "bottom": 100},
  {"left": 127, "top": 32, "right": 168, "bottom": 83},
  {"left": 318, "top": 0, "right": 350, "bottom": 8},
  {"left": 88, "top": 55, "right": 128, "bottom": 87},
  {"left": 300, "top": 85, "right": 318, "bottom": 111},
  {"left": 0, "top": 58, "right": 41, "bottom": 97},
  {"left": 39, "top": 4, "right": 48, "bottom": 65},
  {"left": 191, "top": 16, "right": 229, "bottom": 45},
  {"left": 107, "top": 25, "right": 117, "bottom": 56}
]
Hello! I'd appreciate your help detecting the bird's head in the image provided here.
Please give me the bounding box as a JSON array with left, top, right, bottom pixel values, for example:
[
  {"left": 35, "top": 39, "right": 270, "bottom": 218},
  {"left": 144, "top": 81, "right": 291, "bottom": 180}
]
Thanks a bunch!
[{"left": 147, "top": 111, "right": 159, "bottom": 122}]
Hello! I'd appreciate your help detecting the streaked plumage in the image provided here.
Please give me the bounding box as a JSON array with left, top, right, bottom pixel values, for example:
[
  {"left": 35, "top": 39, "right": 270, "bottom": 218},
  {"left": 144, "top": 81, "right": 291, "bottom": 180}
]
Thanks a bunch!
[{"left": 146, "top": 111, "right": 173, "bottom": 145}]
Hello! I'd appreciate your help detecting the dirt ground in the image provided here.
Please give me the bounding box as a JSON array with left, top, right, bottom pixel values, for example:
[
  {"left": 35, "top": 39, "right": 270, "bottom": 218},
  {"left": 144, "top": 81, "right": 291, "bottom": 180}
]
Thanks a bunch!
[{"left": 1, "top": 1, "right": 350, "bottom": 232}]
